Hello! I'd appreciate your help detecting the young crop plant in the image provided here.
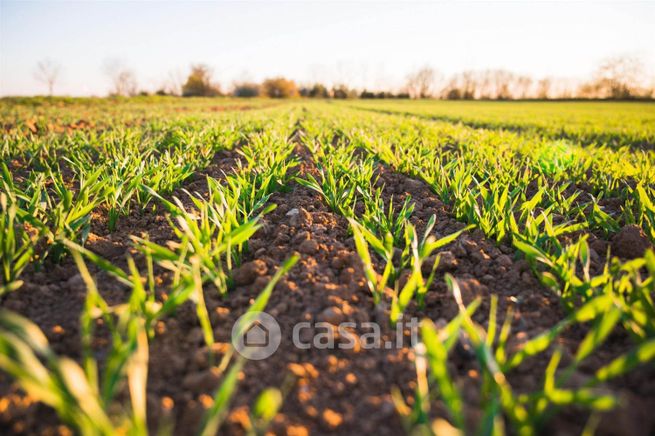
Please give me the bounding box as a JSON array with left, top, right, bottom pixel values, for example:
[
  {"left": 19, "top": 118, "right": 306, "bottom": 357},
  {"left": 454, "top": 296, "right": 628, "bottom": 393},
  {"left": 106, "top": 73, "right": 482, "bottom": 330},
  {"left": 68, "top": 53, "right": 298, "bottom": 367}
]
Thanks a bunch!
[
  {"left": 0, "top": 233, "right": 298, "bottom": 435},
  {"left": 41, "top": 166, "right": 107, "bottom": 262},
  {"left": 0, "top": 310, "right": 119, "bottom": 434},
  {"left": 197, "top": 254, "right": 298, "bottom": 435},
  {"left": 628, "top": 184, "right": 655, "bottom": 242},
  {"left": 398, "top": 275, "right": 655, "bottom": 435},
  {"left": 360, "top": 188, "right": 414, "bottom": 246},
  {"left": 2, "top": 161, "right": 105, "bottom": 265},
  {"left": 349, "top": 215, "right": 469, "bottom": 324},
  {"left": 0, "top": 192, "right": 39, "bottom": 295},
  {"left": 515, "top": 229, "right": 655, "bottom": 324},
  {"left": 296, "top": 133, "right": 378, "bottom": 218},
  {"left": 98, "top": 153, "right": 147, "bottom": 231},
  {"left": 135, "top": 132, "right": 297, "bottom": 295},
  {"left": 0, "top": 250, "right": 152, "bottom": 435},
  {"left": 237, "top": 130, "right": 299, "bottom": 193},
  {"left": 392, "top": 298, "right": 483, "bottom": 435},
  {"left": 296, "top": 165, "right": 358, "bottom": 217},
  {"left": 135, "top": 186, "right": 271, "bottom": 296}
]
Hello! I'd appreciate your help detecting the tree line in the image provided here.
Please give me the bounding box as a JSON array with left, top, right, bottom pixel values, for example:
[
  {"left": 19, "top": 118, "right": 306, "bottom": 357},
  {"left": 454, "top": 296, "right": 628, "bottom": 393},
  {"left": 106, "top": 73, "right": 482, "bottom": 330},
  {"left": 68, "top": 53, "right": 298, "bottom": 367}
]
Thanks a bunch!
[
  {"left": 33, "top": 56, "right": 654, "bottom": 100},
  {"left": 405, "top": 56, "right": 654, "bottom": 100}
]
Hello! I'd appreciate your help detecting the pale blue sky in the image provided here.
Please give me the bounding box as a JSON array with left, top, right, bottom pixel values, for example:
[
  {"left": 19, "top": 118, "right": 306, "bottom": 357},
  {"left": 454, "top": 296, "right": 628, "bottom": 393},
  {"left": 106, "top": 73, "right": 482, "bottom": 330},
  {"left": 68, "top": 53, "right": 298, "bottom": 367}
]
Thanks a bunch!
[{"left": 1, "top": 1, "right": 653, "bottom": 96}]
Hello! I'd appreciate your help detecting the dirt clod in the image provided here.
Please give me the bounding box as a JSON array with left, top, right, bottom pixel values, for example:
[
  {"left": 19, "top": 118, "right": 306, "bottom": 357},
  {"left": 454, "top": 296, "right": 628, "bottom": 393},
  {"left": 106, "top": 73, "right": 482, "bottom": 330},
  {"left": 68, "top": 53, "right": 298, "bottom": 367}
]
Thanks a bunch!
[
  {"left": 298, "top": 239, "right": 319, "bottom": 255},
  {"left": 182, "top": 368, "right": 221, "bottom": 394},
  {"left": 611, "top": 224, "right": 653, "bottom": 259},
  {"left": 318, "top": 307, "right": 345, "bottom": 325},
  {"left": 289, "top": 207, "right": 313, "bottom": 228},
  {"left": 232, "top": 260, "right": 268, "bottom": 285}
]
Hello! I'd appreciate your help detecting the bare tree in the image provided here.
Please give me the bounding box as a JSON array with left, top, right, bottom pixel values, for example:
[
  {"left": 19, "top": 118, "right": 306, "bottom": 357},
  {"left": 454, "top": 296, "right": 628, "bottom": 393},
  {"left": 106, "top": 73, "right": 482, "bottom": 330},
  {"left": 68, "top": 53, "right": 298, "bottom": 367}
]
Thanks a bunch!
[
  {"left": 515, "top": 75, "right": 533, "bottom": 99},
  {"left": 460, "top": 71, "right": 476, "bottom": 99},
  {"left": 406, "top": 66, "right": 438, "bottom": 98},
  {"left": 536, "top": 78, "right": 552, "bottom": 99},
  {"left": 491, "top": 70, "right": 513, "bottom": 100},
  {"left": 104, "top": 59, "right": 138, "bottom": 96},
  {"left": 34, "top": 59, "right": 61, "bottom": 96},
  {"left": 590, "top": 55, "right": 646, "bottom": 99},
  {"left": 164, "top": 69, "right": 185, "bottom": 96}
]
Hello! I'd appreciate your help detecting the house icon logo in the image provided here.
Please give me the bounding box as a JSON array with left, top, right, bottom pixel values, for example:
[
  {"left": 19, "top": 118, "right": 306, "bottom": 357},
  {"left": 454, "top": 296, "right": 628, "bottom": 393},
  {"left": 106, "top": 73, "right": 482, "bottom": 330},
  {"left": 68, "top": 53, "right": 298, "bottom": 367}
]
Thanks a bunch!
[
  {"left": 232, "top": 311, "right": 281, "bottom": 360},
  {"left": 244, "top": 321, "right": 269, "bottom": 347}
]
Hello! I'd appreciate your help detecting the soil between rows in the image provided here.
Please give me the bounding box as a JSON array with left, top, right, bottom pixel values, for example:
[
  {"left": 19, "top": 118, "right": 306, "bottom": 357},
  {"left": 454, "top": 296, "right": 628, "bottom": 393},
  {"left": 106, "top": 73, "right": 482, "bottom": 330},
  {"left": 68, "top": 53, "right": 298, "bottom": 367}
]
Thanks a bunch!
[{"left": 1, "top": 135, "right": 654, "bottom": 435}]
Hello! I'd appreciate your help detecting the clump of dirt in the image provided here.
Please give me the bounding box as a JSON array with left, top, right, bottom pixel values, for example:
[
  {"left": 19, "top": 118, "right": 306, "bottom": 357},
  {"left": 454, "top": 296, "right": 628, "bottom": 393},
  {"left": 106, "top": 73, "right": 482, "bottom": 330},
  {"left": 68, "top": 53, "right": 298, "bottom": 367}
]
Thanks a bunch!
[{"left": 611, "top": 224, "right": 653, "bottom": 259}]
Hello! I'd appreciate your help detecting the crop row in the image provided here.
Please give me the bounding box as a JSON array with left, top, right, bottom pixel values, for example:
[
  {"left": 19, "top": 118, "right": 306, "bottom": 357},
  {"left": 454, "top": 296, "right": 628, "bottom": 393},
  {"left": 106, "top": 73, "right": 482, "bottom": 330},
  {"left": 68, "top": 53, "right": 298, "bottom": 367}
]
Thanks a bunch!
[
  {"left": 345, "top": 100, "right": 655, "bottom": 148},
  {"left": 1, "top": 106, "right": 297, "bottom": 293},
  {"left": 1, "top": 106, "right": 302, "bottom": 434},
  {"left": 298, "top": 104, "right": 655, "bottom": 434}
]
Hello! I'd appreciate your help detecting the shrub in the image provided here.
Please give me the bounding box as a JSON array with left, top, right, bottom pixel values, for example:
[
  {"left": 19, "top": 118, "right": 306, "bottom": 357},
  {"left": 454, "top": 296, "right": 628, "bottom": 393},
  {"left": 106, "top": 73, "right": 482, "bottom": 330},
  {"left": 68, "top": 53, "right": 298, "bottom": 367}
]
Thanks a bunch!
[
  {"left": 332, "top": 85, "right": 357, "bottom": 99},
  {"left": 233, "top": 82, "right": 261, "bottom": 98},
  {"left": 182, "top": 65, "right": 220, "bottom": 97},
  {"left": 307, "top": 83, "right": 329, "bottom": 98},
  {"left": 261, "top": 77, "right": 298, "bottom": 98}
]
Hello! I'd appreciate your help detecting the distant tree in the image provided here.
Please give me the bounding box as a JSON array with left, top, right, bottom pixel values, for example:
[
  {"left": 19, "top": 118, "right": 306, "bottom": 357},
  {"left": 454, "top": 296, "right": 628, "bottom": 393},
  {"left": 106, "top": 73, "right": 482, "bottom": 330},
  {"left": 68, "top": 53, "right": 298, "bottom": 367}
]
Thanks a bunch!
[
  {"left": 442, "top": 72, "right": 475, "bottom": 100},
  {"left": 163, "top": 69, "right": 185, "bottom": 96},
  {"left": 490, "top": 70, "right": 513, "bottom": 100},
  {"left": 104, "top": 59, "right": 138, "bottom": 97},
  {"left": 537, "top": 78, "right": 552, "bottom": 99},
  {"left": 441, "top": 77, "right": 459, "bottom": 99},
  {"left": 405, "top": 66, "right": 437, "bottom": 98},
  {"left": 233, "top": 82, "right": 261, "bottom": 97},
  {"left": 34, "top": 59, "right": 60, "bottom": 96},
  {"left": 515, "top": 75, "right": 533, "bottom": 99},
  {"left": 182, "top": 64, "right": 220, "bottom": 97},
  {"left": 460, "top": 71, "right": 476, "bottom": 99},
  {"left": 261, "top": 77, "right": 298, "bottom": 98},
  {"left": 588, "top": 56, "right": 646, "bottom": 99},
  {"left": 445, "top": 87, "right": 462, "bottom": 100},
  {"left": 308, "top": 83, "right": 329, "bottom": 98},
  {"left": 332, "top": 84, "right": 357, "bottom": 99}
]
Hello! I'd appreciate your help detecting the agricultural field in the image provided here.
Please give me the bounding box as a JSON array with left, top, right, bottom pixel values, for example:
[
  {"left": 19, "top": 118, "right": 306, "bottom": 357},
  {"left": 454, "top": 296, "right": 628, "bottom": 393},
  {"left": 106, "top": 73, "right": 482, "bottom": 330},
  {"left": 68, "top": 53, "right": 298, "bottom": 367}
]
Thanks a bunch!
[
  {"left": 347, "top": 100, "right": 655, "bottom": 148},
  {"left": 1, "top": 97, "right": 655, "bottom": 435}
]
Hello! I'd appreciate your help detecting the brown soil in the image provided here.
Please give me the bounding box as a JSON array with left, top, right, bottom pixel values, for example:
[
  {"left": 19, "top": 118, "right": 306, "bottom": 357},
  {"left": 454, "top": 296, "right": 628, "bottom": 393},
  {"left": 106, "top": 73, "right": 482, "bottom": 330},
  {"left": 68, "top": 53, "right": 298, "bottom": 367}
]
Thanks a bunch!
[
  {"left": 1, "top": 136, "right": 654, "bottom": 436},
  {"left": 611, "top": 224, "right": 654, "bottom": 259}
]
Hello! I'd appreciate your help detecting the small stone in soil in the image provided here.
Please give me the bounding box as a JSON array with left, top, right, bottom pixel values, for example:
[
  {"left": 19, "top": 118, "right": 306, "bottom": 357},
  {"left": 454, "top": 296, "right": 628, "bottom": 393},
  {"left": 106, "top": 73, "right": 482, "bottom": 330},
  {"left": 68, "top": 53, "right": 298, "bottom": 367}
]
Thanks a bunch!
[
  {"left": 231, "top": 259, "right": 268, "bottom": 285},
  {"left": 298, "top": 239, "right": 319, "bottom": 255},
  {"left": 318, "top": 306, "right": 344, "bottom": 325},
  {"left": 321, "top": 408, "right": 343, "bottom": 429}
]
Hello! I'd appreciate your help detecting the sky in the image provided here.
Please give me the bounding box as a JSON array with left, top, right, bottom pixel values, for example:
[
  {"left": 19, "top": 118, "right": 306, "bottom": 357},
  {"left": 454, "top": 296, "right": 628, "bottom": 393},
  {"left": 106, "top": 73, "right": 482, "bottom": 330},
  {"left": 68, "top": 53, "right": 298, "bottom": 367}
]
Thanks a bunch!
[{"left": 0, "top": 1, "right": 654, "bottom": 96}]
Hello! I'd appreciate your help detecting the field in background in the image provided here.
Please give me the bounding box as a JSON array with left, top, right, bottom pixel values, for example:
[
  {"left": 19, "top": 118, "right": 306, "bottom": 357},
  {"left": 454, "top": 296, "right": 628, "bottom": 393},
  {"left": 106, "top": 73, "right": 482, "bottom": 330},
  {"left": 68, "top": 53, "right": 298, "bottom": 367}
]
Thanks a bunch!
[
  {"left": 1, "top": 97, "right": 655, "bottom": 435},
  {"left": 347, "top": 99, "right": 655, "bottom": 148}
]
